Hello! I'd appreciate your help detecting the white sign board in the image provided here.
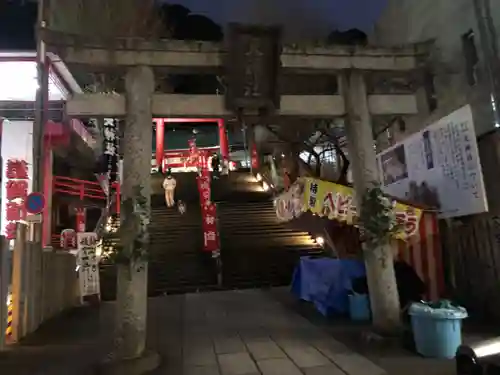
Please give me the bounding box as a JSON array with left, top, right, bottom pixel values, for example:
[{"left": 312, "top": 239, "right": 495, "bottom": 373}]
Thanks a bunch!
[
  {"left": 377, "top": 105, "right": 488, "bottom": 218},
  {"left": 76, "top": 232, "right": 100, "bottom": 297}
]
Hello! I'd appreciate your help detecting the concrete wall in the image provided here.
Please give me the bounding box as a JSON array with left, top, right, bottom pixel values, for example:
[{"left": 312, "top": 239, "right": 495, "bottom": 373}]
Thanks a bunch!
[
  {"left": 372, "top": 0, "right": 500, "bottom": 138},
  {"left": 10, "top": 232, "right": 80, "bottom": 342},
  {"left": 40, "top": 251, "right": 80, "bottom": 323}
]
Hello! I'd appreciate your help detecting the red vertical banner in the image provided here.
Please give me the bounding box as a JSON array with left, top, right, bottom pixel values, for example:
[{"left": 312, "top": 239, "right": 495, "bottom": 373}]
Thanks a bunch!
[
  {"left": 4, "top": 159, "right": 29, "bottom": 240},
  {"left": 155, "top": 118, "right": 165, "bottom": 172},
  {"left": 75, "top": 208, "right": 86, "bottom": 232},
  {"left": 251, "top": 143, "right": 259, "bottom": 170},
  {"left": 196, "top": 152, "right": 220, "bottom": 253}
]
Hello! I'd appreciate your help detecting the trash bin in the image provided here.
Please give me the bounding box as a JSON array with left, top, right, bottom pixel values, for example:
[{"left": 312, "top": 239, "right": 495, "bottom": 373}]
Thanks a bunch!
[
  {"left": 348, "top": 293, "right": 371, "bottom": 321},
  {"left": 409, "top": 300, "right": 468, "bottom": 359}
]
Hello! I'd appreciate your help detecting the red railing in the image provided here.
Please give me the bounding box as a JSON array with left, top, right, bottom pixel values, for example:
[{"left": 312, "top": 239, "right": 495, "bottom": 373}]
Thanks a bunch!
[
  {"left": 54, "top": 176, "right": 106, "bottom": 201},
  {"left": 52, "top": 176, "right": 121, "bottom": 248},
  {"left": 53, "top": 176, "right": 120, "bottom": 211}
]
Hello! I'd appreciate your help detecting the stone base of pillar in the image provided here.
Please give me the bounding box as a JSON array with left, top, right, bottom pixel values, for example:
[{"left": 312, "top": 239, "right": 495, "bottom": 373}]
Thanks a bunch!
[{"left": 95, "top": 350, "right": 160, "bottom": 375}]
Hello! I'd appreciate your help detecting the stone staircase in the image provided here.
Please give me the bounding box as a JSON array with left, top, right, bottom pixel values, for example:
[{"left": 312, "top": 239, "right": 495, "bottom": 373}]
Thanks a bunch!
[
  {"left": 148, "top": 198, "right": 217, "bottom": 295},
  {"left": 217, "top": 172, "right": 325, "bottom": 288},
  {"left": 99, "top": 171, "right": 325, "bottom": 299},
  {"left": 99, "top": 172, "right": 218, "bottom": 300}
]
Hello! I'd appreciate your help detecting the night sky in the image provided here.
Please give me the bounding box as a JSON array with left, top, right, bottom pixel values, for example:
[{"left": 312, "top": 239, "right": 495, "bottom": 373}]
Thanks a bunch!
[
  {"left": 173, "top": 0, "right": 387, "bottom": 40},
  {"left": 0, "top": 0, "right": 386, "bottom": 49},
  {"left": 177, "top": 0, "right": 387, "bottom": 39}
]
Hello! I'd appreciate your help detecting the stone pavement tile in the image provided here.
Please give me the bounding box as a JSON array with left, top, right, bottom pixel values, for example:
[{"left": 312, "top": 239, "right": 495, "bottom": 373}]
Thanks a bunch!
[
  {"left": 184, "top": 326, "right": 216, "bottom": 340},
  {"left": 245, "top": 338, "right": 286, "bottom": 360},
  {"left": 257, "top": 358, "right": 303, "bottom": 375},
  {"left": 184, "top": 364, "right": 221, "bottom": 375},
  {"left": 326, "top": 353, "right": 387, "bottom": 375},
  {"left": 309, "top": 338, "right": 352, "bottom": 354},
  {"left": 303, "top": 364, "right": 346, "bottom": 375},
  {"left": 239, "top": 327, "right": 269, "bottom": 341},
  {"left": 213, "top": 334, "right": 247, "bottom": 354},
  {"left": 218, "top": 352, "right": 259, "bottom": 375},
  {"left": 313, "top": 339, "right": 386, "bottom": 375},
  {"left": 205, "top": 307, "right": 229, "bottom": 320},
  {"left": 183, "top": 340, "right": 217, "bottom": 366},
  {"left": 280, "top": 344, "right": 331, "bottom": 368}
]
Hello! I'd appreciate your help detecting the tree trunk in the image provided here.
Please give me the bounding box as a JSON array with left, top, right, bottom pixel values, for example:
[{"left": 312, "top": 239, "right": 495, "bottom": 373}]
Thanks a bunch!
[
  {"left": 113, "top": 65, "right": 154, "bottom": 360},
  {"left": 343, "top": 70, "right": 401, "bottom": 333}
]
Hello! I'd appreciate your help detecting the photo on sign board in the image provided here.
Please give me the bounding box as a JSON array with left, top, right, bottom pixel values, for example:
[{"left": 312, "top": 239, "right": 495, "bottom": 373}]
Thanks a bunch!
[
  {"left": 380, "top": 144, "right": 408, "bottom": 186},
  {"left": 407, "top": 180, "right": 441, "bottom": 208}
]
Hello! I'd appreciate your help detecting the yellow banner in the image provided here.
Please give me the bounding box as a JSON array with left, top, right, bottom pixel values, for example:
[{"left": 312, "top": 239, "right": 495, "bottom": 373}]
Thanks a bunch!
[{"left": 302, "top": 178, "right": 422, "bottom": 241}]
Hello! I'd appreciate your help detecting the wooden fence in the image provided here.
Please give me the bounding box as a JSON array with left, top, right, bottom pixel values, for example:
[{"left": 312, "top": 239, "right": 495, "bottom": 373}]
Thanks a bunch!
[{"left": 442, "top": 213, "right": 500, "bottom": 320}]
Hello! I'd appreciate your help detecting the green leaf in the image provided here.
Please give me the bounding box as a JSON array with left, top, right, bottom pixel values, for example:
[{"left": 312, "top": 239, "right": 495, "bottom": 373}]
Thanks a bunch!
[{"left": 359, "top": 181, "right": 402, "bottom": 249}]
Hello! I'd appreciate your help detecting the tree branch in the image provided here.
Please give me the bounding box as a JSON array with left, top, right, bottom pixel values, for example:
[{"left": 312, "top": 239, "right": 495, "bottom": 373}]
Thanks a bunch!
[
  {"left": 264, "top": 125, "right": 321, "bottom": 178},
  {"left": 316, "top": 127, "right": 350, "bottom": 185}
]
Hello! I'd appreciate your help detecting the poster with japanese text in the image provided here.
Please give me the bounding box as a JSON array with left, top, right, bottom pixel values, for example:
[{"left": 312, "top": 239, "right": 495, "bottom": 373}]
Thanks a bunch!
[
  {"left": 377, "top": 105, "right": 488, "bottom": 218},
  {"left": 76, "top": 232, "right": 100, "bottom": 297},
  {"left": 302, "top": 177, "right": 422, "bottom": 241}
]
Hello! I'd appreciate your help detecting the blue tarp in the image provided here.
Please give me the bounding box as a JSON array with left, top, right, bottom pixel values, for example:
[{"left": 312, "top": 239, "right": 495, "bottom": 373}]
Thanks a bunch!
[{"left": 291, "top": 257, "right": 366, "bottom": 316}]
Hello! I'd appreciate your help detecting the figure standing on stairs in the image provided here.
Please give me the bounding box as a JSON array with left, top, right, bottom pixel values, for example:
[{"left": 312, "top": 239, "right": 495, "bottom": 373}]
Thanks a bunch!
[
  {"left": 163, "top": 169, "right": 177, "bottom": 207},
  {"left": 177, "top": 200, "right": 186, "bottom": 215},
  {"left": 211, "top": 152, "right": 220, "bottom": 180}
]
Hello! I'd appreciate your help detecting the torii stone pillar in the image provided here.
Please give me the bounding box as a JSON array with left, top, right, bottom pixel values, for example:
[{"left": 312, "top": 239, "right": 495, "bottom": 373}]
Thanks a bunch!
[
  {"left": 343, "top": 70, "right": 401, "bottom": 333},
  {"left": 108, "top": 65, "right": 159, "bottom": 373}
]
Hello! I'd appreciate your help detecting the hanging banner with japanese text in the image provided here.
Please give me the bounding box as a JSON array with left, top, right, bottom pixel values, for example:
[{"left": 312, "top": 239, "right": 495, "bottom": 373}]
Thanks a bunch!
[
  {"left": 1, "top": 120, "right": 33, "bottom": 240},
  {"left": 76, "top": 232, "right": 100, "bottom": 297},
  {"left": 196, "top": 153, "right": 220, "bottom": 252},
  {"left": 376, "top": 105, "right": 487, "bottom": 218},
  {"left": 99, "top": 118, "right": 118, "bottom": 187},
  {"left": 302, "top": 178, "right": 423, "bottom": 241}
]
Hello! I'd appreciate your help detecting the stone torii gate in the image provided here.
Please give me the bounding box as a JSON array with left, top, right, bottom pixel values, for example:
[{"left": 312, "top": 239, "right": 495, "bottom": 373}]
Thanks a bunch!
[{"left": 40, "top": 26, "right": 429, "bottom": 371}]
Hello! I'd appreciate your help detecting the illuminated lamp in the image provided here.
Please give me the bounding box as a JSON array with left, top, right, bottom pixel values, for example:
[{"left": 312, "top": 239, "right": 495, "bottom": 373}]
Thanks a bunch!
[
  {"left": 456, "top": 339, "right": 500, "bottom": 374},
  {"left": 0, "top": 61, "right": 67, "bottom": 101}
]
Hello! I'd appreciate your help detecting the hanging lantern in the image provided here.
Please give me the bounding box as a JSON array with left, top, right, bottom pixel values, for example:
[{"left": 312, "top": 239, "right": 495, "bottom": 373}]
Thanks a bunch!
[{"left": 60, "top": 228, "right": 77, "bottom": 250}]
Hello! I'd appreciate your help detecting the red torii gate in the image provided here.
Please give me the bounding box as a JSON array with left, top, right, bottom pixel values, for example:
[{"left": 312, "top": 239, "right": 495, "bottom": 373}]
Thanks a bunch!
[{"left": 154, "top": 118, "right": 229, "bottom": 171}]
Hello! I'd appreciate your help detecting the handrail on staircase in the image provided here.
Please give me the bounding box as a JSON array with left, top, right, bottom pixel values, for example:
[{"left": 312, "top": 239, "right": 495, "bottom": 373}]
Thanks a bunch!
[{"left": 53, "top": 176, "right": 106, "bottom": 201}]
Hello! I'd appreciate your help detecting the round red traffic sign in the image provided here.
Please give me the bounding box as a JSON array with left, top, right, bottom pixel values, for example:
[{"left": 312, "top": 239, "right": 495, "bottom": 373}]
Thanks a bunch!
[{"left": 25, "top": 192, "right": 46, "bottom": 215}]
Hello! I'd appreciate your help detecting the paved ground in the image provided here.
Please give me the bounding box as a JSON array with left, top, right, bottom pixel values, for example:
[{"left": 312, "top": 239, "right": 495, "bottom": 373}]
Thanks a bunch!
[
  {"left": 0, "top": 288, "right": 459, "bottom": 374},
  {"left": 158, "top": 289, "right": 389, "bottom": 375}
]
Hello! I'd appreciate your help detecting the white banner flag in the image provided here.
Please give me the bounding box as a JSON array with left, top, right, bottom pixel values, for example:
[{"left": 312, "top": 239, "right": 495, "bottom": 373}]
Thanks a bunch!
[{"left": 76, "top": 232, "right": 100, "bottom": 297}]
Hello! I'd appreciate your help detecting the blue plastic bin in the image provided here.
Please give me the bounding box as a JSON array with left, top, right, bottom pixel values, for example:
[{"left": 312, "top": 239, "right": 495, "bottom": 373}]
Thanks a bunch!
[
  {"left": 348, "top": 293, "right": 371, "bottom": 321},
  {"left": 409, "top": 302, "right": 468, "bottom": 359}
]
